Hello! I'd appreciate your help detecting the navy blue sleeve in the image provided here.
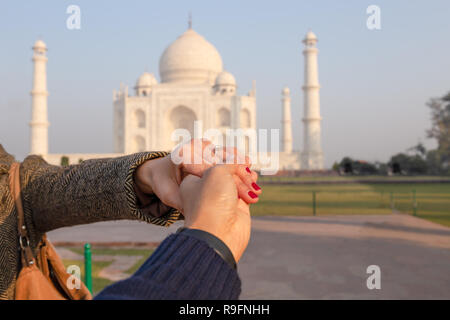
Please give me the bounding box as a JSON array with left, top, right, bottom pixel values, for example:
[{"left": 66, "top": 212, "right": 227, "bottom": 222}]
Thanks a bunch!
[{"left": 94, "top": 232, "right": 241, "bottom": 300}]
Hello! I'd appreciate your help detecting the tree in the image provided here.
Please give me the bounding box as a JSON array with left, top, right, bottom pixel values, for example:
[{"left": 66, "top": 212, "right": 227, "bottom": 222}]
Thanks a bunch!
[
  {"left": 60, "top": 156, "right": 69, "bottom": 166},
  {"left": 339, "top": 157, "right": 354, "bottom": 174},
  {"left": 407, "top": 143, "right": 427, "bottom": 157},
  {"left": 353, "top": 160, "right": 378, "bottom": 175},
  {"left": 427, "top": 92, "right": 450, "bottom": 168},
  {"left": 388, "top": 153, "right": 427, "bottom": 175},
  {"left": 337, "top": 157, "right": 378, "bottom": 175},
  {"left": 332, "top": 162, "right": 339, "bottom": 172},
  {"left": 426, "top": 150, "right": 444, "bottom": 175}
]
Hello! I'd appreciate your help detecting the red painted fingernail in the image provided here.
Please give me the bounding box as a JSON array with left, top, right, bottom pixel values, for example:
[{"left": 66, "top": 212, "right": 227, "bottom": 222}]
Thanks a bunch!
[
  {"left": 252, "top": 182, "right": 261, "bottom": 191},
  {"left": 246, "top": 167, "right": 251, "bottom": 173},
  {"left": 248, "top": 191, "right": 258, "bottom": 199}
]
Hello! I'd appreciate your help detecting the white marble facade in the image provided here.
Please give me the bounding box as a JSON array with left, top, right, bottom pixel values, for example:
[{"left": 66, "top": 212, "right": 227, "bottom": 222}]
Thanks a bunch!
[
  {"left": 113, "top": 28, "right": 256, "bottom": 154},
  {"left": 33, "top": 27, "right": 325, "bottom": 171}
]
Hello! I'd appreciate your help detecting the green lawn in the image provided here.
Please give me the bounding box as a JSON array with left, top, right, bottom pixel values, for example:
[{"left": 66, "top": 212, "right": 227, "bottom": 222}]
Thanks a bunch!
[
  {"left": 253, "top": 182, "right": 450, "bottom": 227},
  {"left": 62, "top": 247, "right": 154, "bottom": 295},
  {"left": 258, "top": 175, "right": 450, "bottom": 183}
]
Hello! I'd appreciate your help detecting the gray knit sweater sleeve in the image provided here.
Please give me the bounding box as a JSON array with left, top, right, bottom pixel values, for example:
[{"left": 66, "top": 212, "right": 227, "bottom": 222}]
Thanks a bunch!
[{"left": 20, "top": 151, "right": 182, "bottom": 234}]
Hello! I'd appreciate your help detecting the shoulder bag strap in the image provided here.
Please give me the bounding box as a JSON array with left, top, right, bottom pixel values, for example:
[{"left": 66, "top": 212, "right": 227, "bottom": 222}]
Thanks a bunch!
[{"left": 8, "top": 162, "right": 35, "bottom": 267}]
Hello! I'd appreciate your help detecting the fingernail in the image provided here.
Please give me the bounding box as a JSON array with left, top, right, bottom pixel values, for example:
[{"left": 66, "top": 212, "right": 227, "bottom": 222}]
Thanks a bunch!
[
  {"left": 252, "top": 182, "right": 261, "bottom": 191},
  {"left": 246, "top": 167, "right": 251, "bottom": 173},
  {"left": 248, "top": 191, "right": 258, "bottom": 199}
]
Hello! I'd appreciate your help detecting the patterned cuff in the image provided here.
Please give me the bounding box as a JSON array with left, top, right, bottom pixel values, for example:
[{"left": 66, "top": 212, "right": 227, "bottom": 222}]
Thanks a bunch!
[{"left": 125, "top": 151, "right": 182, "bottom": 227}]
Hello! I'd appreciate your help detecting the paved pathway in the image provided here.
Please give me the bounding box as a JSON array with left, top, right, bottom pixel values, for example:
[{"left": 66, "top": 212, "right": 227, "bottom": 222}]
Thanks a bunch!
[
  {"left": 97, "top": 256, "right": 142, "bottom": 281},
  {"left": 48, "top": 214, "right": 450, "bottom": 299},
  {"left": 55, "top": 247, "right": 143, "bottom": 281},
  {"left": 48, "top": 220, "right": 182, "bottom": 244},
  {"left": 239, "top": 214, "right": 450, "bottom": 299}
]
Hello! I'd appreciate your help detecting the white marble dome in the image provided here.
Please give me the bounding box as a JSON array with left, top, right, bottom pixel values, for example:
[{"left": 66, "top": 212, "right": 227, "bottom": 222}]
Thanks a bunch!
[
  {"left": 136, "top": 72, "right": 157, "bottom": 88},
  {"left": 215, "top": 71, "right": 236, "bottom": 87},
  {"left": 304, "top": 30, "right": 317, "bottom": 41},
  {"left": 159, "top": 28, "right": 223, "bottom": 85},
  {"left": 34, "top": 39, "right": 46, "bottom": 48},
  {"left": 33, "top": 40, "right": 47, "bottom": 50}
]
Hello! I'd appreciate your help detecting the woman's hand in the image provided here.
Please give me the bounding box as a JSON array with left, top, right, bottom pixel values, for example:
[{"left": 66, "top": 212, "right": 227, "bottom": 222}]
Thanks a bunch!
[
  {"left": 180, "top": 165, "right": 252, "bottom": 263},
  {"left": 134, "top": 139, "right": 261, "bottom": 212}
]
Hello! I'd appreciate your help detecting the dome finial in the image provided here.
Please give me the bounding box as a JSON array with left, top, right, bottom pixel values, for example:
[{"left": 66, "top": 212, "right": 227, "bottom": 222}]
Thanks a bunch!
[{"left": 188, "top": 12, "right": 192, "bottom": 29}]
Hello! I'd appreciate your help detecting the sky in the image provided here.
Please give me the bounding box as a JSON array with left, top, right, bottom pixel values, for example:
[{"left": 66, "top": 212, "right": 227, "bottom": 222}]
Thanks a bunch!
[{"left": 1, "top": 0, "right": 449, "bottom": 168}]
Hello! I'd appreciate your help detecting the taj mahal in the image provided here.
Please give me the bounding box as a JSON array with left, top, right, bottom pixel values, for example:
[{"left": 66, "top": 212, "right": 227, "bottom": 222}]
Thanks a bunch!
[{"left": 29, "top": 25, "right": 324, "bottom": 172}]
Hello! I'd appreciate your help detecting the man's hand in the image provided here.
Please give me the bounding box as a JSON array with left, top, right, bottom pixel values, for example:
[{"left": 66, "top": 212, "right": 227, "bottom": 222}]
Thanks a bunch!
[
  {"left": 134, "top": 139, "right": 261, "bottom": 212},
  {"left": 179, "top": 165, "right": 252, "bottom": 263}
]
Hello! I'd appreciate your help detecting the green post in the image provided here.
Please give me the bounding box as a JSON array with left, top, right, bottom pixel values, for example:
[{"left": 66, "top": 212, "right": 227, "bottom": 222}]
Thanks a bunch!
[
  {"left": 312, "top": 191, "right": 316, "bottom": 216},
  {"left": 84, "top": 243, "right": 92, "bottom": 293},
  {"left": 390, "top": 192, "right": 394, "bottom": 210},
  {"left": 412, "top": 189, "right": 417, "bottom": 216}
]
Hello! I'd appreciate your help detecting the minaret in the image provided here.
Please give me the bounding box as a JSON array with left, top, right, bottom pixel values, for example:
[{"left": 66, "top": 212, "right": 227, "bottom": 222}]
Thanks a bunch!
[
  {"left": 281, "top": 87, "right": 293, "bottom": 153},
  {"left": 30, "top": 40, "right": 49, "bottom": 156},
  {"left": 301, "top": 31, "right": 324, "bottom": 169}
]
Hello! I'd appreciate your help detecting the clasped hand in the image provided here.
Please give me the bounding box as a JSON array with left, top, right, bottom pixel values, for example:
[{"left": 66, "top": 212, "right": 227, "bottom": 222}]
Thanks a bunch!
[{"left": 134, "top": 139, "right": 261, "bottom": 262}]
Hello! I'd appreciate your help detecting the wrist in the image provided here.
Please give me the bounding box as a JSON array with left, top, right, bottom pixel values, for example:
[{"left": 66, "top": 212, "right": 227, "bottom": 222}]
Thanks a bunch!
[
  {"left": 134, "top": 161, "right": 154, "bottom": 195},
  {"left": 135, "top": 155, "right": 174, "bottom": 195}
]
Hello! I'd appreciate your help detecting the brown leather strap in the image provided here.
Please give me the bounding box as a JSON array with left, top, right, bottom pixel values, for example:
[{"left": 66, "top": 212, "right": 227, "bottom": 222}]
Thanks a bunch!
[{"left": 8, "top": 162, "right": 35, "bottom": 267}]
